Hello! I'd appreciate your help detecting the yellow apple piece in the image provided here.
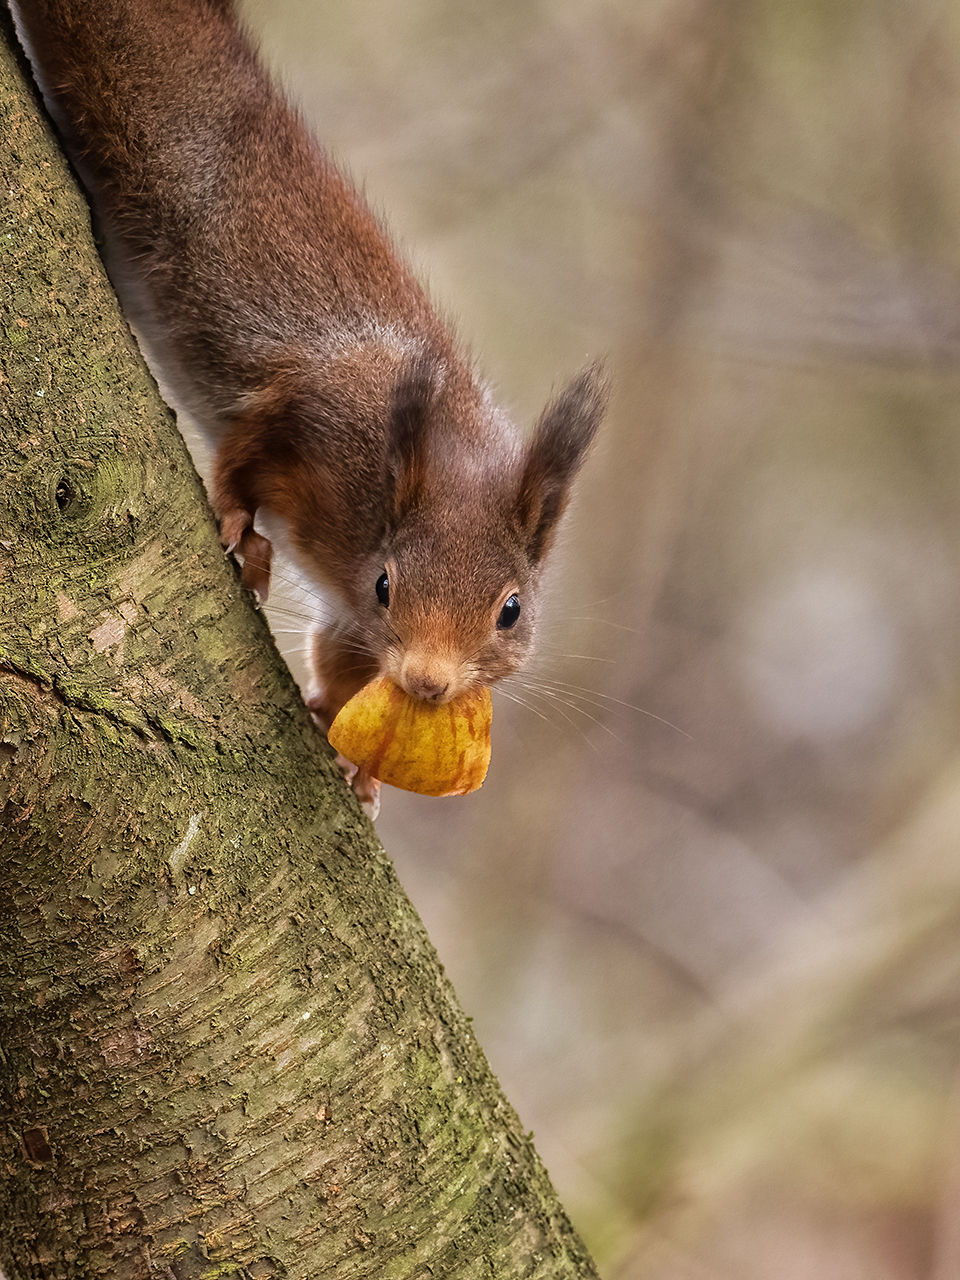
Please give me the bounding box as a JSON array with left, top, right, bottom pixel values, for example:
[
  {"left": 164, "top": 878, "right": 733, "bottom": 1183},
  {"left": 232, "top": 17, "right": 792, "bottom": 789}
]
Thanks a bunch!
[{"left": 327, "top": 676, "right": 493, "bottom": 797}]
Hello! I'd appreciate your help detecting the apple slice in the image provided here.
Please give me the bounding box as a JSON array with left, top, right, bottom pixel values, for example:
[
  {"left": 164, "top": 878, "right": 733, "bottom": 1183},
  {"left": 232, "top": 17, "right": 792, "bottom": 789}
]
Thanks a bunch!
[{"left": 327, "top": 676, "right": 493, "bottom": 797}]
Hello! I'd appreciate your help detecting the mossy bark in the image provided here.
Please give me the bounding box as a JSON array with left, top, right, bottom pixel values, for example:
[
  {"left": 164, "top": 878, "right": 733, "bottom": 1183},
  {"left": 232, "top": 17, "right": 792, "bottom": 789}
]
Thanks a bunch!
[{"left": 0, "top": 15, "right": 598, "bottom": 1279}]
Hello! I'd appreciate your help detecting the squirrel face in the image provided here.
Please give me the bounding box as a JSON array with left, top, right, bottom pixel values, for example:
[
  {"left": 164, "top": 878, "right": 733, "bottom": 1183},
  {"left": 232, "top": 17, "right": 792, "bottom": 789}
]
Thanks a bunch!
[{"left": 367, "top": 517, "right": 539, "bottom": 705}]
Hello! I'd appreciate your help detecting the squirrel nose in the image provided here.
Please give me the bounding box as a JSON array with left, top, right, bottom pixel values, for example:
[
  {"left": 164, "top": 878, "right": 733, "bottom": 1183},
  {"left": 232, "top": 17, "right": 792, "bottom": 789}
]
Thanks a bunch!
[
  {"left": 404, "top": 674, "right": 449, "bottom": 702},
  {"left": 399, "top": 654, "right": 456, "bottom": 702}
]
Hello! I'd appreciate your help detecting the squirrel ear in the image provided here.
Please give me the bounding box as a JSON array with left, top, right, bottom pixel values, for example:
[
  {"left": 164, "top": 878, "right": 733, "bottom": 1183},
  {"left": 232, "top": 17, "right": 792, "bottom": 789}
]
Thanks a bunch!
[
  {"left": 386, "top": 351, "right": 442, "bottom": 519},
  {"left": 516, "top": 363, "right": 607, "bottom": 562}
]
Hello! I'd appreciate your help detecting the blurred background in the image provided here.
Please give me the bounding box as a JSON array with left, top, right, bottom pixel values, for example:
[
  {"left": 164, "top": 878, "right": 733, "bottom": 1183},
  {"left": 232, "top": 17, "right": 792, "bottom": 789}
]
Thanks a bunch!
[{"left": 232, "top": 2, "right": 960, "bottom": 1275}]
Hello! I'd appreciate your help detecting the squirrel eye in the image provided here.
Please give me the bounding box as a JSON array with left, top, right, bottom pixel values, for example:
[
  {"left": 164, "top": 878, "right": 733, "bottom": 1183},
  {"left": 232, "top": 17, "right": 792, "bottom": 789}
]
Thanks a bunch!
[
  {"left": 497, "top": 594, "right": 520, "bottom": 630},
  {"left": 376, "top": 571, "right": 390, "bottom": 607}
]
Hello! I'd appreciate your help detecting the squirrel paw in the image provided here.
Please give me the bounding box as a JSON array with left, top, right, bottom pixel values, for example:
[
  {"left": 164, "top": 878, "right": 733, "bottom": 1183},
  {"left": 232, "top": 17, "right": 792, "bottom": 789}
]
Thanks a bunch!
[
  {"left": 307, "top": 691, "right": 381, "bottom": 819},
  {"left": 351, "top": 767, "right": 381, "bottom": 821},
  {"left": 219, "top": 509, "right": 273, "bottom": 602},
  {"left": 333, "top": 751, "right": 381, "bottom": 820},
  {"left": 305, "top": 688, "right": 332, "bottom": 733}
]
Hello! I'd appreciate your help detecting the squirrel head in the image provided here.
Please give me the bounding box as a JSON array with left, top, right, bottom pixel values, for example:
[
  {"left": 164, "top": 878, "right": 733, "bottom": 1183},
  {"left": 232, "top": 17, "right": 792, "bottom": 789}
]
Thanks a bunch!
[{"left": 354, "top": 354, "right": 607, "bottom": 703}]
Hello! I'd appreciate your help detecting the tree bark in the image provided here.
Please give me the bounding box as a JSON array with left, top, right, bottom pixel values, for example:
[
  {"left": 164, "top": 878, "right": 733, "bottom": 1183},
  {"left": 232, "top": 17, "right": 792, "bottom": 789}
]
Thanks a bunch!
[{"left": 0, "top": 13, "right": 598, "bottom": 1278}]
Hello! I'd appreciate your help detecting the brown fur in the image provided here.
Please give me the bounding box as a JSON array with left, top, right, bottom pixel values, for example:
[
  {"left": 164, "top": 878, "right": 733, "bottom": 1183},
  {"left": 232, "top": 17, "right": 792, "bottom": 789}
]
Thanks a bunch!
[{"left": 11, "top": 0, "right": 606, "bottom": 803}]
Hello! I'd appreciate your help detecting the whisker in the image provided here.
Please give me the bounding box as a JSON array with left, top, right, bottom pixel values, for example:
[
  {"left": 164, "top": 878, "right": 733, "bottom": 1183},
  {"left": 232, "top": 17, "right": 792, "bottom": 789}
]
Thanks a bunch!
[
  {"left": 521, "top": 686, "right": 627, "bottom": 747},
  {"left": 521, "top": 679, "right": 621, "bottom": 718},
  {"left": 262, "top": 604, "right": 323, "bottom": 624},
  {"left": 493, "top": 685, "right": 557, "bottom": 727},
  {"left": 498, "top": 680, "right": 611, "bottom": 754},
  {"left": 523, "top": 676, "right": 691, "bottom": 739},
  {"left": 564, "top": 616, "right": 647, "bottom": 638},
  {"left": 548, "top": 653, "right": 617, "bottom": 664},
  {"left": 229, "top": 552, "right": 330, "bottom": 607},
  {"left": 562, "top": 591, "right": 628, "bottom": 612}
]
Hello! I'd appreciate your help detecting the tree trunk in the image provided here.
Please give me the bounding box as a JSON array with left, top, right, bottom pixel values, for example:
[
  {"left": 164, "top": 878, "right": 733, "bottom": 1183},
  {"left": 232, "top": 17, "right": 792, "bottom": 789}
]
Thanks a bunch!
[{"left": 0, "top": 13, "right": 598, "bottom": 1278}]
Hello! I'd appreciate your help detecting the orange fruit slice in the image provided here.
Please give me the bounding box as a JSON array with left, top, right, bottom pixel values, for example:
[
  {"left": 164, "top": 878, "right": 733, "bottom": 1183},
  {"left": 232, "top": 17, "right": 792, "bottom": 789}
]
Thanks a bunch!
[{"left": 327, "top": 676, "right": 492, "bottom": 797}]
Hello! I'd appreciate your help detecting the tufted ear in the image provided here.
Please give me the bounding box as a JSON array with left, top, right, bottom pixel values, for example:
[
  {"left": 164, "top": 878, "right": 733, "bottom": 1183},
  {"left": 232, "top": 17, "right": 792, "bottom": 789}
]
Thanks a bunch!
[
  {"left": 515, "top": 363, "right": 607, "bottom": 562},
  {"left": 386, "top": 351, "right": 443, "bottom": 520}
]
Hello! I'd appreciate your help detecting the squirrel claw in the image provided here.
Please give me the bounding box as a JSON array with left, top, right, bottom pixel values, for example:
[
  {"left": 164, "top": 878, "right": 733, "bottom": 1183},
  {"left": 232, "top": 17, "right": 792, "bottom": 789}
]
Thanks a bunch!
[
  {"left": 219, "top": 509, "right": 273, "bottom": 602},
  {"left": 355, "top": 772, "right": 381, "bottom": 821},
  {"left": 333, "top": 751, "right": 381, "bottom": 820},
  {"left": 333, "top": 751, "right": 358, "bottom": 784}
]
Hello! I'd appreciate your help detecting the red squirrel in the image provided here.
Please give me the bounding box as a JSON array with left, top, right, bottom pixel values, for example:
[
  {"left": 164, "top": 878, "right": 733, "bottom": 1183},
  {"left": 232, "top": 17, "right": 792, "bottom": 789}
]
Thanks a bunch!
[{"left": 10, "top": 0, "right": 606, "bottom": 814}]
